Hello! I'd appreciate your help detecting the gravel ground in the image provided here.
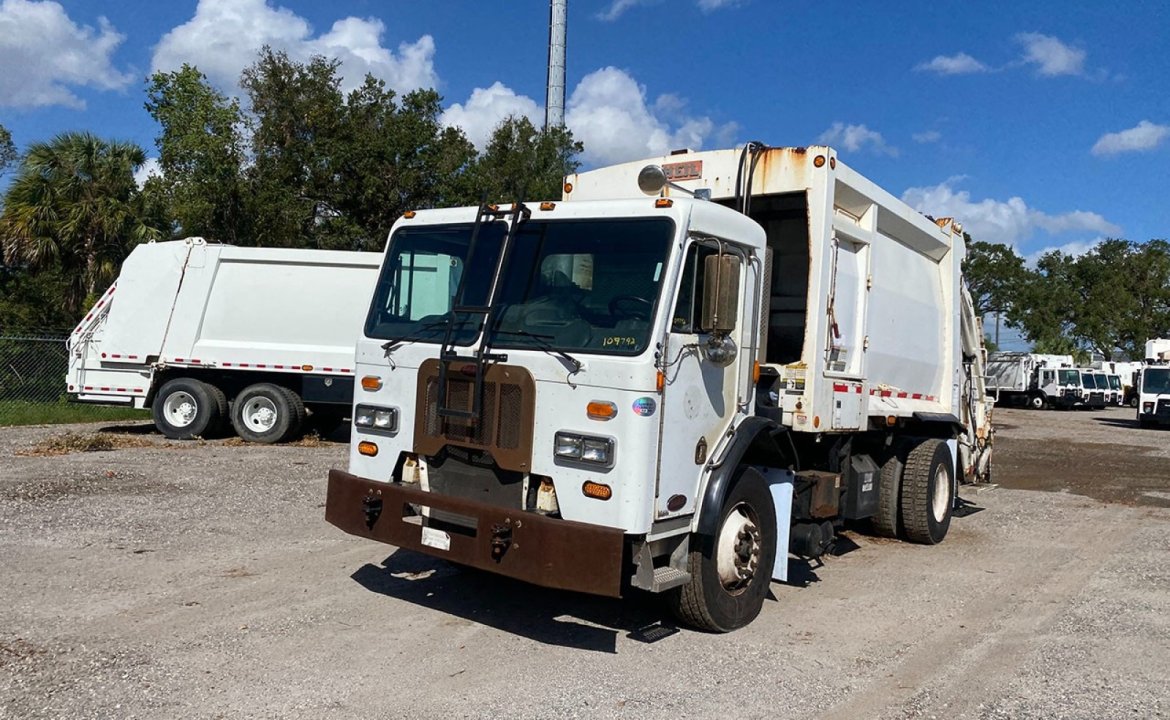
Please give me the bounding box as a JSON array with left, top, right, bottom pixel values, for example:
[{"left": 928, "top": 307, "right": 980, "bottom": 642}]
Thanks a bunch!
[{"left": 2, "top": 408, "right": 1168, "bottom": 719}]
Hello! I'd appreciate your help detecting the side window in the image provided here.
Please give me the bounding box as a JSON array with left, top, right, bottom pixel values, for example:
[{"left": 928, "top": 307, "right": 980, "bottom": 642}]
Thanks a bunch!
[
  {"left": 385, "top": 250, "right": 461, "bottom": 321},
  {"left": 671, "top": 243, "right": 718, "bottom": 333}
]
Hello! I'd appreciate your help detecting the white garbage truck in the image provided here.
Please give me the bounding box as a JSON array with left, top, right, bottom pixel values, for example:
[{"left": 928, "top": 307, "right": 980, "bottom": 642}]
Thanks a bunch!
[
  {"left": 67, "top": 238, "right": 380, "bottom": 442},
  {"left": 985, "top": 351, "right": 1079, "bottom": 409},
  {"left": 325, "top": 145, "right": 995, "bottom": 631}
]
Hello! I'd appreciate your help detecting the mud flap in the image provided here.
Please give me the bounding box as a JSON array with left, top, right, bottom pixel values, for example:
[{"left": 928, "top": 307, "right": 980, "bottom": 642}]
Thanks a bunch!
[{"left": 759, "top": 467, "right": 795, "bottom": 582}]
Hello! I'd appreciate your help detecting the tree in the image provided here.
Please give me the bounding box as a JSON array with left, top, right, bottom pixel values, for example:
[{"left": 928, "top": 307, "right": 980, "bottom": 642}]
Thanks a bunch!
[
  {"left": 461, "top": 116, "right": 583, "bottom": 203},
  {"left": 0, "top": 132, "right": 162, "bottom": 314},
  {"left": 145, "top": 65, "right": 249, "bottom": 243},
  {"left": 0, "top": 123, "right": 16, "bottom": 179}
]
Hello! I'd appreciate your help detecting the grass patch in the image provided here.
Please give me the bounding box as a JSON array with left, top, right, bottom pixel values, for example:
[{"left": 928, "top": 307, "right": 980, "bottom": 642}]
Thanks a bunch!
[
  {"left": 16, "top": 431, "right": 157, "bottom": 457},
  {"left": 0, "top": 400, "right": 149, "bottom": 427}
]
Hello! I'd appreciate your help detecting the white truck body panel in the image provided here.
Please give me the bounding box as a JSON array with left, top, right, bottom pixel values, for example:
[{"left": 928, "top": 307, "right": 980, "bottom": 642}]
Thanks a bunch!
[
  {"left": 67, "top": 238, "right": 380, "bottom": 407},
  {"left": 1146, "top": 338, "right": 1170, "bottom": 362},
  {"left": 565, "top": 146, "right": 965, "bottom": 432}
]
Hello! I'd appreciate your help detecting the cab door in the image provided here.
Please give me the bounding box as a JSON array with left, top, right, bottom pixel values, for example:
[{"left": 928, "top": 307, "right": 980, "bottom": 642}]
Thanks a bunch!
[{"left": 654, "top": 238, "right": 746, "bottom": 520}]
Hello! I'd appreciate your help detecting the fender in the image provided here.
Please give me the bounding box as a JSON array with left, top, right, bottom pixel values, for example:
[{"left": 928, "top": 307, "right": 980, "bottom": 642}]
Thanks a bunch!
[{"left": 693, "top": 415, "right": 794, "bottom": 537}]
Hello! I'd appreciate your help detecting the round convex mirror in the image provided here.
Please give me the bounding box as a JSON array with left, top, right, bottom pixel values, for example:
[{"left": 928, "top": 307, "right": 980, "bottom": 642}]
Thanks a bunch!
[{"left": 637, "top": 164, "right": 668, "bottom": 195}]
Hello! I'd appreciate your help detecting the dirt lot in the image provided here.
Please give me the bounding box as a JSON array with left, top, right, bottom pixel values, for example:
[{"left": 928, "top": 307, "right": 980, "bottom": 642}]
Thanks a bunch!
[{"left": 2, "top": 406, "right": 1168, "bottom": 719}]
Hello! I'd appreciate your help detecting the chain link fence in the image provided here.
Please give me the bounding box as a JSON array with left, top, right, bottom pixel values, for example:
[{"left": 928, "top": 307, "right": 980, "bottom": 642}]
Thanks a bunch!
[{"left": 0, "top": 333, "right": 149, "bottom": 427}]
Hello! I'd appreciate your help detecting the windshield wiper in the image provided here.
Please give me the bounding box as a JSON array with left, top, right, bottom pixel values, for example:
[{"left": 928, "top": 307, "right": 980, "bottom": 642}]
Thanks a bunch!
[
  {"left": 491, "top": 329, "right": 583, "bottom": 373},
  {"left": 381, "top": 316, "right": 452, "bottom": 357}
]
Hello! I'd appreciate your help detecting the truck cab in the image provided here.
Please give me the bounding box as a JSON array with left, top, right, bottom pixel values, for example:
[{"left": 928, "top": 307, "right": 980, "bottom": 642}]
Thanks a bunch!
[
  {"left": 1137, "top": 365, "right": 1170, "bottom": 427},
  {"left": 1079, "top": 370, "right": 1106, "bottom": 409},
  {"left": 1037, "top": 367, "right": 1082, "bottom": 409},
  {"left": 1106, "top": 374, "right": 1123, "bottom": 406}
]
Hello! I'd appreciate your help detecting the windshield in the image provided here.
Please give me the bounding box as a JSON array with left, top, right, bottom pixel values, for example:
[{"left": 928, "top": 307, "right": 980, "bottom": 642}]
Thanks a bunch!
[
  {"left": 1108, "top": 375, "right": 1121, "bottom": 390},
  {"left": 1081, "top": 373, "right": 1096, "bottom": 389},
  {"left": 1093, "top": 373, "right": 1109, "bottom": 390},
  {"left": 1058, "top": 369, "right": 1080, "bottom": 386},
  {"left": 365, "top": 216, "right": 676, "bottom": 356},
  {"left": 1143, "top": 368, "right": 1170, "bottom": 395}
]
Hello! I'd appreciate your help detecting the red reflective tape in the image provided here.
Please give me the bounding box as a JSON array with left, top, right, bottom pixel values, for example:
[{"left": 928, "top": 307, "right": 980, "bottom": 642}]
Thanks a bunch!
[
  {"left": 100, "top": 387, "right": 110, "bottom": 391},
  {"left": 274, "top": 364, "right": 285, "bottom": 369},
  {"left": 101, "top": 352, "right": 107, "bottom": 358},
  {"left": 832, "top": 383, "right": 849, "bottom": 393},
  {"left": 256, "top": 364, "right": 267, "bottom": 368},
  {"left": 129, "top": 355, "right": 138, "bottom": 359},
  {"left": 190, "top": 358, "right": 201, "bottom": 364},
  {"left": 341, "top": 368, "right": 351, "bottom": 373},
  {"left": 911, "top": 393, "right": 923, "bottom": 400},
  {"left": 926, "top": 395, "right": 936, "bottom": 401},
  {"left": 84, "top": 386, "right": 93, "bottom": 391},
  {"left": 222, "top": 362, "right": 233, "bottom": 367},
  {"left": 174, "top": 358, "right": 185, "bottom": 362},
  {"left": 323, "top": 367, "right": 333, "bottom": 372},
  {"left": 855, "top": 386, "right": 862, "bottom": 394},
  {"left": 85, "top": 313, "right": 92, "bottom": 320},
  {"left": 134, "top": 389, "right": 144, "bottom": 393},
  {"left": 116, "top": 388, "right": 126, "bottom": 392},
  {"left": 880, "top": 390, "right": 892, "bottom": 397},
  {"left": 897, "top": 392, "right": 908, "bottom": 398},
  {"left": 239, "top": 363, "right": 250, "bottom": 368}
]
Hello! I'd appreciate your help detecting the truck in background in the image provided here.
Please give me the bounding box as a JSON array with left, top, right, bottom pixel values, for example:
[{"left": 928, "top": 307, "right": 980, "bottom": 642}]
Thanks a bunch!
[
  {"left": 1137, "top": 364, "right": 1170, "bottom": 428},
  {"left": 1078, "top": 370, "right": 1108, "bottom": 409},
  {"left": 1146, "top": 339, "right": 1170, "bottom": 363},
  {"left": 325, "top": 144, "right": 994, "bottom": 631},
  {"left": 68, "top": 238, "right": 381, "bottom": 442},
  {"left": 985, "top": 352, "right": 1079, "bottom": 409},
  {"left": 1095, "top": 360, "right": 1144, "bottom": 407}
]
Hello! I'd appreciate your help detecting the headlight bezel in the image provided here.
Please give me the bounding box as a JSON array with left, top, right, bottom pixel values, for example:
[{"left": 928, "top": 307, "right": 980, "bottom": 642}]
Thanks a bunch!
[
  {"left": 354, "top": 404, "right": 399, "bottom": 434},
  {"left": 554, "top": 430, "right": 615, "bottom": 468}
]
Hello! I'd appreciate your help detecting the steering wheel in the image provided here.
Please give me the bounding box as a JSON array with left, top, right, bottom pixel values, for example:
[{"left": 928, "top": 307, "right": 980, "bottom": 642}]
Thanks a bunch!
[{"left": 609, "top": 295, "right": 653, "bottom": 320}]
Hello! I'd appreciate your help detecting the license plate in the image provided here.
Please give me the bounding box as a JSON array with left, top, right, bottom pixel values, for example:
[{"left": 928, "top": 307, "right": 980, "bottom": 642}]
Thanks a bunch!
[{"left": 421, "top": 526, "right": 451, "bottom": 551}]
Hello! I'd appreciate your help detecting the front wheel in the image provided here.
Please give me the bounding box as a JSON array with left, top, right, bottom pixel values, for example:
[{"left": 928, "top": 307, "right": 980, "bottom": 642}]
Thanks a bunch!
[
  {"left": 900, "top": 439, "right": 954, "bottom": 545},
  {"left": 669, "top": 468, "right": 777, "bottom": 632},
  {"left": 1028, "top": 394, "right": 1046, "bottom": 410}
]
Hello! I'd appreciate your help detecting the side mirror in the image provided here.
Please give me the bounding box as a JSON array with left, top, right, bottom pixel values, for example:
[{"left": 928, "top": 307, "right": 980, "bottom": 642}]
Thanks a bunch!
[{"left": 701, "top": 253, "right": 740, "bottom": 334}]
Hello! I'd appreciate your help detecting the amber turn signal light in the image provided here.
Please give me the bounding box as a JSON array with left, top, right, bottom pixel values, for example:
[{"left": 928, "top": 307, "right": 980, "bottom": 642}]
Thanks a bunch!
[
  {"left": 586, "top": 401, "right": 617, "bottom": 420},
  {"left": 358, "top": 441, "right": 378, "bottom": 456},
  {"left": 582, "top": 481, "right": 612, "bottom": 500},
  {"left": 361, "top": 376, "right": 382, "bottom": 391}
]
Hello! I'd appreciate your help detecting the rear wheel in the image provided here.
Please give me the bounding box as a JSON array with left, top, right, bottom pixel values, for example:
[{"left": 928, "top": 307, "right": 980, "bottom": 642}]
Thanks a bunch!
[
  {"left": 900, "top": 439, "right": 954, "bottom": 545},
  {"left": 231, "top": 383, "right": 303, "bottom": 443},
  {"left": 1028, "top": 394, "right": 1046, "bottom": 410},
  {"left": 152, "top": 378, "right": 224, "bottom": 439},
  {"left": 872, "top": 448, "right": 904, "bottom": 538},
  {"left": 669, "top": 468, "right": 777, "bottom": 632}
]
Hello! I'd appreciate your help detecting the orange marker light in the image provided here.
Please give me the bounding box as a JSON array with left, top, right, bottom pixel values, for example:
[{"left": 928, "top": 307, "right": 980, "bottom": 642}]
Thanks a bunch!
[
  {"left": 752, "top": 360, "right": 761, "bottom": 383},
  {"left": 358, "top": 441, "right": 378, "bottom": 456},
  {"left": 655, "top": 198, "right": 674, "bottom": 208},
  {"left": 301, "top": 364, "right": 314, "bottom": 372},
  {"left": 814, "top": 155, "right": 826, "bottom": 167},
  {"left": 403, "top": 210, "right": 416, "bottom": 219},
  {"left": 656, "top": 370, "right": 665, "bottom": 393},
  {"left": 539, "top": 202, "right": 556, "bottom": 211},
  {"left": 361, "top": 376, "right": 383, "bottom": 391},
  {"left": 563, "top": 181, "right": 573, "bottom": 194},
  {"left": 587, "top": 401, "right": 617, "bottom": 420},
  {"left": 582, "top": 481, "right": 612, "bottom": 500}
]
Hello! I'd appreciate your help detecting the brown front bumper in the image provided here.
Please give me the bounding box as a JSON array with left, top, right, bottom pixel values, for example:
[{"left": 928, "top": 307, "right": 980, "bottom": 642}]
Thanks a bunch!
[{"left": 325, "top": 469, "right": 626, "bottom": 597}]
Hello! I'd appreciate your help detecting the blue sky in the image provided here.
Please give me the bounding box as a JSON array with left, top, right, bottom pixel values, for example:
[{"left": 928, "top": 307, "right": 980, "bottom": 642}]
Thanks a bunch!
[{"left": 1, "top": 0, "right": 1168, "bottom": 269}]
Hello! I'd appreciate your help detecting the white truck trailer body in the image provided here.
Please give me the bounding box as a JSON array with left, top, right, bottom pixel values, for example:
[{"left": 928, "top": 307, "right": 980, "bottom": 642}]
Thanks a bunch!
[
  {"left": 985, "top": 352, "right": 1078, "bottom": 409},
  {"left": 68, "top": 238, "right": 380, "bottom": 441},
  {"left": 324, "top": 144, "right": 994, "bottom": 632},
  {"left": 1146, "top": 338, "right": 1170, "bottom": 362}
]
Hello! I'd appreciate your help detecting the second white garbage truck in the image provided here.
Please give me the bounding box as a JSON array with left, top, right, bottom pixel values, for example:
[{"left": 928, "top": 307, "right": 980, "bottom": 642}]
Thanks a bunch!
[
  {"left": 68, "top": 239, "right": 381, "bottom": 442},
  {"left": 325, "top": 144, "right": 995, "bottom": 631}
]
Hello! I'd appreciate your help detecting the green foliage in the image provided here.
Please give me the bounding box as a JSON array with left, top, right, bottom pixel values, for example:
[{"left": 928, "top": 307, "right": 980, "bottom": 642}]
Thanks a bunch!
[
  {"left": 145, "top": 65, "right": 249, "bottom": 242},
  {"left": 0, "top": 131, "right": 162, "bottom": 314},
  {"left": 463, "top": 116, "right": 583, "bottom": 203},
  {"left": 962, "top": 236, "right": 1026, "bottom": 317},
  {"left": 0, "top": 266, "right": 76, "bottom": 332},
  {"left": 0, "top": 123, "right": 16, "bottom": 178}
]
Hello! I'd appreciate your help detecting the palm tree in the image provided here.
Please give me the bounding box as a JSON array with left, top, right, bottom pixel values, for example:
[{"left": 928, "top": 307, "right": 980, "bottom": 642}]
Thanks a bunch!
[{"left": 0, "top": 131, "right": 162, "bottom": 314}]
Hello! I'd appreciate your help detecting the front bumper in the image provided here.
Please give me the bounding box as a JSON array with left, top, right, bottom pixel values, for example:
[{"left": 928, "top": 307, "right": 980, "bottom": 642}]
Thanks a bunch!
[
  {"left": 1139, "top": 411, "right": 1170, "bottom": 426},
  {"left": 325, "top": 469, "right": 626, "bottom": 597}
]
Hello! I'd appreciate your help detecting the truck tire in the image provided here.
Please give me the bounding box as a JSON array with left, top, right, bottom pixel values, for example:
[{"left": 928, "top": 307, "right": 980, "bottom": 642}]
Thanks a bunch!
[
  {"left": 152, "top": 378, "right": 224, "bottom": 440},
  {"left": 872, "top": 449, "right": 904, "bottom": 538},
  {"left": 231, "top": 383, "right": 302, "bottom": 443},
  {"left": 276, "top": 385, "right": 307, "bottom": 440},
  {"left": 669, "top": 467, "right": 777, "bottom": 632},
  {"left": 1028, "top": 394, "right": 1045, "bottom": 410},
  {"left": 900, "top": 439, "right": 954, "bottom": 545}
]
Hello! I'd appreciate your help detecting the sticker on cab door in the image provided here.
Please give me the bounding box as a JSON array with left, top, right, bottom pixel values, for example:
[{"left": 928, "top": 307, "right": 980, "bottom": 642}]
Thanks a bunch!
[{"left": 632, "top": 397, "right": 657, "bottom": 417}]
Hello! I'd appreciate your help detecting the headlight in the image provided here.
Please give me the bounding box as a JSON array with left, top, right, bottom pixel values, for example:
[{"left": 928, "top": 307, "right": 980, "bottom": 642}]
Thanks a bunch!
[
  {"left": 1144, "top": 402, "right": 1155, "bottom": 413},
  {"left": 554, "top": 431, "right": 614, "bottom": 467},
  {"left": 354, "top": 404, "right": 397, "bottom": 433}
]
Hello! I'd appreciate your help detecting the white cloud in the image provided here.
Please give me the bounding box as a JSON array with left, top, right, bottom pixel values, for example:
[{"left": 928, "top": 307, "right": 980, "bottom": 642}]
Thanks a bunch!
[
  {"left": 914, "top": 52, "right": 988, "bottom": 75},
  {"left": 1015, "top": 33, "right": 1085, "bottom": 76},
  {"left": 912, "top": 130, "right": 941, "bottom": 144},
  {"left": 818, "top": 122, "right": 898, "bottom": 156},
  {"left": 440, "top": 82, "right": 541, "bottom": 149},
  {"left": 901, "top": 177, "right": 1121, "bottom": 249},
  {"left": 565, "top": 67, "right": 733, "bottom": 166},
  {"left": 1024, "top": 238, "right": 1104, "bottom": 266},
  {"left": 133, "top": 157, "right": 162, "bottom": 188},
  {"left": 1091, "top": 120, "right": 1170, "bottom": 157},
  {"left": 0, "top": 0, "right": 133, "bottom": 109},
  {"left": 151, "top": 0, "right": 437, "bottom": 97},
  {"left": 597, "top": 0, "right": 735, "bottom": 21}
]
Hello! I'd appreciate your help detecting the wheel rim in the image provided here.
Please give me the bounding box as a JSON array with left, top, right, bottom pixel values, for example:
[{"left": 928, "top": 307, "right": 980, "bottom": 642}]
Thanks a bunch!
[
  {"left": 242, "top": 396, "right": 279, "bottom": 433},
  {"left": 163, "top": 391, "right": 198, "bottom": 428},
  {"left": 931, "top": 464, "right": 951, "bottom": 522},
  {"left": 715, "top": 502, "right": 761, "bottom": 594}
]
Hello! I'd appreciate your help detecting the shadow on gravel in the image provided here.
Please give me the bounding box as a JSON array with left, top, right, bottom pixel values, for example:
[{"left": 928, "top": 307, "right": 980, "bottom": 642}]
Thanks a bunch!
[
  {"left": 98, "top": 422, "right": 156, "bottom": 435},
  {"left": 1092, "top": 418, "right": 1143, "bottom": 429},
  {"left": 351, "top": 549, "right": 670, "bottom": 653}
]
